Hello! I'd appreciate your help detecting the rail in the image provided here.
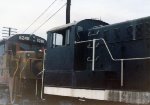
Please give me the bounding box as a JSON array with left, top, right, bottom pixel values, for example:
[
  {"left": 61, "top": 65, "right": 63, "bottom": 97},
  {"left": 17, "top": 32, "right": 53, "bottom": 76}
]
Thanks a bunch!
[{"left": 75, "top": 38, "right": 150, "bottom": 87}]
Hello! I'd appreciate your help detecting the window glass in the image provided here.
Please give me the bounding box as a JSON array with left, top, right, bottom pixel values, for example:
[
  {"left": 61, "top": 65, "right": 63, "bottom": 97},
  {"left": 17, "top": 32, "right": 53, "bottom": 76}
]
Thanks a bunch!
[
  {"left": 32, "top": 45, "right": 42, "bottom": 52},
  {"left": 65, "top": 29, "right": 70, "bottom": 45},
  {"left": 76, "top": 26, "right": 84, "bottom": 41},
  {"left": 52, "top": 29, "right": 70, "bottom": 48},
  {"left": 77, "top": 26, "right": 83, "bottom": 32},
  {"left": 20, "top": 43, "right": 30, "bottom": 51},
  {"left": 53, "top": 33, "right": 63, "bottom": 46}
]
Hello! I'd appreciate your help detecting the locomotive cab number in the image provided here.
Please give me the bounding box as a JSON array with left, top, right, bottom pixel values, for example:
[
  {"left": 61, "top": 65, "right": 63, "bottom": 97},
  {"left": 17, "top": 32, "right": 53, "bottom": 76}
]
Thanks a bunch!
[
  {"left": 19, "top": 35, "right": 45, "bottom": 44},
  {"left": 37, "top": 38, "right": 45, "bottom": 44},
  {"left": 19, "top": 36, "right": 30, "bottom": 41}
]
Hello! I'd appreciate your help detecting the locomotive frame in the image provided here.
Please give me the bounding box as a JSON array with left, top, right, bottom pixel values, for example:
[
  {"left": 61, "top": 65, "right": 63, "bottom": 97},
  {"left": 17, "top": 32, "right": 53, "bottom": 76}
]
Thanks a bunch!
[
  {"left": 1, "top": 16, "right": 150, "bottom": 105},
  {"left": 44, "top": 16, "right": 150, "bottom": 105}
]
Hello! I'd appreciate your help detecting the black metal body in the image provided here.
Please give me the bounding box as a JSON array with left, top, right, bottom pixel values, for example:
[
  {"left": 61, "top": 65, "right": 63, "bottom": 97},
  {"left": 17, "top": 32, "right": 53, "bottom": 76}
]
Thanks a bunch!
[
  {"left": 45, "top": 17, "right": 150, "bottom": 92},
  {"left": 45, "top": 19, "right": 108, "bottom": 87}
]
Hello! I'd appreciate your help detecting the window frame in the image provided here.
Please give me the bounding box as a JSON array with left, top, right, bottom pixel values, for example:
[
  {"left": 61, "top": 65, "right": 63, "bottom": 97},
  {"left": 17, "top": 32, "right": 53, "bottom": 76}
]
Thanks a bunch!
[{"left": 51, "top": 28, "right": 71, "bottom": 48}]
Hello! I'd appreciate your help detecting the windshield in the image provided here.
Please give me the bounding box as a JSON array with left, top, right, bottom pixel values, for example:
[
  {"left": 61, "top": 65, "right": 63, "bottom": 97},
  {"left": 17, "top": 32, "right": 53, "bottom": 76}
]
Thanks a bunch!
[{"left": 19, "top": 43, "right": 43, "bottom": 52}]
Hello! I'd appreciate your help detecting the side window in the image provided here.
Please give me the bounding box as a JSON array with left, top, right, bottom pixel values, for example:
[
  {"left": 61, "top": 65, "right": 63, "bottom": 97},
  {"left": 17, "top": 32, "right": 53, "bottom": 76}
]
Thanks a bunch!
[
  {"left": 52, "top": 29, "right": 70, "bottom": 48},
  {"left": 65, "top": 29, "right": 70, "bottom": 45},
  {"left": 76, "top": 26, "right": 85, "bottom": 41},
  {"left": 53, "top": 33, "right": 63, "bottom": 46}
]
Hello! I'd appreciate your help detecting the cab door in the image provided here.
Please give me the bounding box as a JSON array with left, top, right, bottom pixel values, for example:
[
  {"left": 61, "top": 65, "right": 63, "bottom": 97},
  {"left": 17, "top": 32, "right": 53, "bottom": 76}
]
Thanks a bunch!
[{"left": 45, "top": 28, "right": 74, "bottom": 87}]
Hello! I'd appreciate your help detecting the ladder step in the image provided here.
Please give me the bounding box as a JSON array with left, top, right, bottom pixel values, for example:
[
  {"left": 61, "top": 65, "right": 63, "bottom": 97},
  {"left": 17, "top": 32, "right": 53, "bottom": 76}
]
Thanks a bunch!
[
  {"left": 87, "top": 42, "right": 100, "bottom": 48},
  {"left": 87, "top": 57, "right": 92, "bottom": 61},
  {"left": 87, "top": 56, "right": 99, "bottom": 62},
  {"left": 87, "top": 43, "right": 92, "bottom": 48}
]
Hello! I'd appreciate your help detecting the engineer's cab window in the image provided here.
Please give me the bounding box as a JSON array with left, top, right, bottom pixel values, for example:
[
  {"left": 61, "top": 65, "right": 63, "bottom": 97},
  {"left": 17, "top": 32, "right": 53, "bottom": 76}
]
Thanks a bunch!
[
  {"left": 53, "top": 33, "right": 63, "bottom": 47},
  {"left": 52, "top": 29, "right": 70, "bottom": 48}
]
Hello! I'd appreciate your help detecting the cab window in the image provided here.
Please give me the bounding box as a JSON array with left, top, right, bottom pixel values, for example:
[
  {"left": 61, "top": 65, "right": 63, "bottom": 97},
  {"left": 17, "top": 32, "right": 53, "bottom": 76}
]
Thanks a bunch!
[{"left": 52, "top": 28, "right": 70, "bottom": 48}]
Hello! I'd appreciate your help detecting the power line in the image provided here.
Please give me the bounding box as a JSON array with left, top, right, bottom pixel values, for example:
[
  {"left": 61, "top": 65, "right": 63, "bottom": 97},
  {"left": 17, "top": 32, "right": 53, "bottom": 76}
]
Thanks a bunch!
[
  {"left": 22, "top": 0, "right": 58, "bottom": 34},
  {"left": 32, "top": 3, "right": 67, "bottom": 34}
]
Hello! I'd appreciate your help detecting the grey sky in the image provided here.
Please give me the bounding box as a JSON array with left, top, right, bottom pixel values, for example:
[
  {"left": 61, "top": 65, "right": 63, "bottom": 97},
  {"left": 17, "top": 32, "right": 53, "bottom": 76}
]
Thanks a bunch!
[{"left": 0, "top": 0, "right": 150, "bottom": 39}]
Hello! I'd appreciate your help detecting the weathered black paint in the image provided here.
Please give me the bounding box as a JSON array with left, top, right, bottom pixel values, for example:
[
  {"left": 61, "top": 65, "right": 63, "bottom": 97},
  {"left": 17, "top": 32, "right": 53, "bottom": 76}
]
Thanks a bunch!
[{"left": 45, "top": 17, "right": 150, "bottom": 91}]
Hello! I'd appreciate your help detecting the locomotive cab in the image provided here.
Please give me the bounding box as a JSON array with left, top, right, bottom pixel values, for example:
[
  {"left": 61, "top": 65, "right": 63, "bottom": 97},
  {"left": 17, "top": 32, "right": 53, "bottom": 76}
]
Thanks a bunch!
[{"left": 45, "top": 19, "right": 108, "bottom": 88}]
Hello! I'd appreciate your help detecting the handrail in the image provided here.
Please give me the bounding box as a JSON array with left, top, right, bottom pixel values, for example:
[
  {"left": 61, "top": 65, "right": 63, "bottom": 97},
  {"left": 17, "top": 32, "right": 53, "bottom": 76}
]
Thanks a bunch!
[
  {"left": 11, "top": 58, "right": 19, "bottom": 104},
  {"left": 35, "top": 79, "right": 38, "bottom": 96},
  {"left": 19, "top": 59, "right": 29, "bottom": 97},
  {"left": 75, "top": 38, "right": 150, "bottom": 61},
  {"left": 19, "top": 60, "right": 28, "bottom": 79},
  {"left": 41, "top": 49, "right": 46, "bottom": 100},
  {"left": 92, "top": 39, "right": 96, "bottom": 71},
  {"left": 75, "top": 38, "right": 150, "bottom": 87}
]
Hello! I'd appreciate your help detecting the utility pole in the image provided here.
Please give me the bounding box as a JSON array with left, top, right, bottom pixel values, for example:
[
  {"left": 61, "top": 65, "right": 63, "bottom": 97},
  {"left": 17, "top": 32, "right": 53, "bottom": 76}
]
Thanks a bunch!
[
  {"left": 66, "top": 0, "right": 71, "bottom": 24},
  {"left": 2, "top": 27, "right": 17, "bottom": 38}
]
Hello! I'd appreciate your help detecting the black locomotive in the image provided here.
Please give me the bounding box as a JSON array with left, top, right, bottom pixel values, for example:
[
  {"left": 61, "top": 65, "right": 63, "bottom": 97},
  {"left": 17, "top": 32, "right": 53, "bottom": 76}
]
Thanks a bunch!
[
  {"left": 1, "top": 16, "right": 150, "bottom": 105},
  {"left": 44, "top": 16, "right": 150, "bottom": 105},
  {"left": 0, "top": 34, "right": 46, "bottom": 105}
]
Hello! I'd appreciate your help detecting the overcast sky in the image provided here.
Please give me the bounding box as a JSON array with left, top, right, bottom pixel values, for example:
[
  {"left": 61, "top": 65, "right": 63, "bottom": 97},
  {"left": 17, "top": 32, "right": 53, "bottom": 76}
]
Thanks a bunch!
[{"left": 0, "top": 0, "right": 150, "bottom": 40}]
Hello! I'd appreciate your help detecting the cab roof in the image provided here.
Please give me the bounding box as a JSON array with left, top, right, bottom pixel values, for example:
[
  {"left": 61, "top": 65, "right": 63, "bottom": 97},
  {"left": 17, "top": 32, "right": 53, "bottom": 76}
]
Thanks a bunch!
[{"left": 47, "top": 19, "right": 109, "bottom": 32}]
